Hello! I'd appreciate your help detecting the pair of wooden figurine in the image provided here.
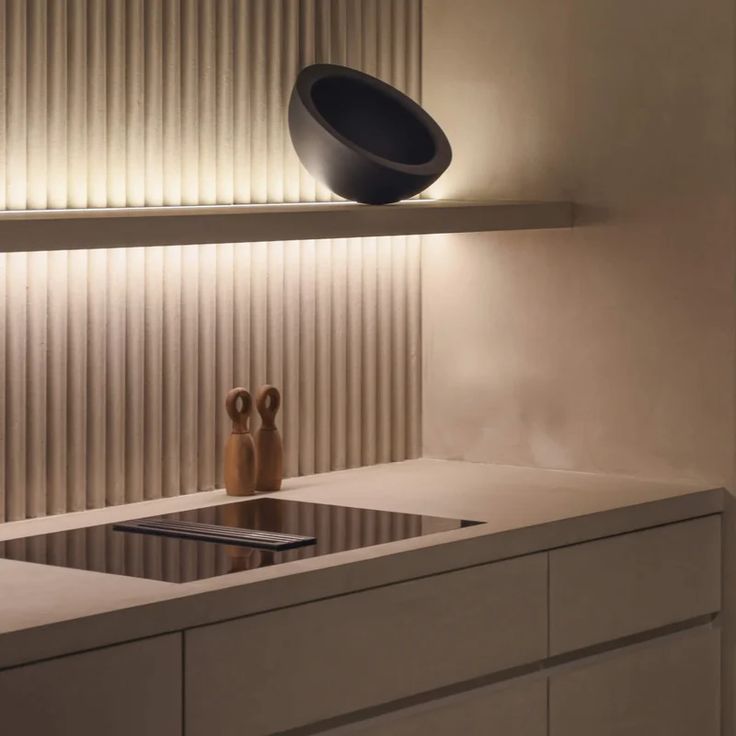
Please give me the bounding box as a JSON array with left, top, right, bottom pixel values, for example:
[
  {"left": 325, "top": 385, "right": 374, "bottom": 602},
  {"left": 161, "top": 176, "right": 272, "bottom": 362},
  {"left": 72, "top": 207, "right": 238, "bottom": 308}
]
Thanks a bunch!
[{"left": 224, "top": 385, "right": 283, "bottom": 496}]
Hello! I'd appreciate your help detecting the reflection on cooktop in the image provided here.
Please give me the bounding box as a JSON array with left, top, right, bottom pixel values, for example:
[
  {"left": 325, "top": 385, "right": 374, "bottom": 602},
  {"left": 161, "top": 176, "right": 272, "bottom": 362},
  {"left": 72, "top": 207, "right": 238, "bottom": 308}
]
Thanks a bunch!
[{"left": 0, "top": 498, "right": 483, "bottom": 583}]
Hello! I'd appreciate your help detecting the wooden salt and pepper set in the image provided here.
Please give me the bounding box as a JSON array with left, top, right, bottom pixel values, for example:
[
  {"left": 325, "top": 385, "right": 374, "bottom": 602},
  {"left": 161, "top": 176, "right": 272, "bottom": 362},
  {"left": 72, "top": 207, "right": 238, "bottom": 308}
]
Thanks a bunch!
[{"left": 224, "top": 385, "right": 283, "bottom": 496}]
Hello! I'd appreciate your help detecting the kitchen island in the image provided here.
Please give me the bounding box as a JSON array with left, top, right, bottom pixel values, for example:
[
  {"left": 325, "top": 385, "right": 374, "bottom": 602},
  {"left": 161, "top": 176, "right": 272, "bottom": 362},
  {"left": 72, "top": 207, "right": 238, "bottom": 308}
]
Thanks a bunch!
[{"left": 0, "top": 459, "right": 724, "bottom": 735}]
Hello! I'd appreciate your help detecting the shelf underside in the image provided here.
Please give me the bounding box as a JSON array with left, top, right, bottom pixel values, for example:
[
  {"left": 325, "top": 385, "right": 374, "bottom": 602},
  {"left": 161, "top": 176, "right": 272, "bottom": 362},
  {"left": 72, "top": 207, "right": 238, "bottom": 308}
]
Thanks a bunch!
[{"left": 0, "top": 200, "right": 573, "bottom": 253}]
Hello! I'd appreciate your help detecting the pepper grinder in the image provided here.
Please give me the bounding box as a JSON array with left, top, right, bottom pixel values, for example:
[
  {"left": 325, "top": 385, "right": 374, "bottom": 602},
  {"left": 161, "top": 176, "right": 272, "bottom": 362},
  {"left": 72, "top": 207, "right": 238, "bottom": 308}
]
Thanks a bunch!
[
  {"left": 224, "top": 387, "right": 256, "bottom": 496},
  {"left": 254, "top": 385, "right": 283, "bottom": 492}
]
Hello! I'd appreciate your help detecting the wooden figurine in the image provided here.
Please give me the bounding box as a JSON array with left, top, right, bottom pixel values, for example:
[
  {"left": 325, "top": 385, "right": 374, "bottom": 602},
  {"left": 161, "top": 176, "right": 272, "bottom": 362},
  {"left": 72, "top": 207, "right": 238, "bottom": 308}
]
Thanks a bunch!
[
  {"left": 254, "top": 385, "right": 283, "bottom": 492},
  {"left": 224, "top": 387, "right": 256, "bottom": 496}
]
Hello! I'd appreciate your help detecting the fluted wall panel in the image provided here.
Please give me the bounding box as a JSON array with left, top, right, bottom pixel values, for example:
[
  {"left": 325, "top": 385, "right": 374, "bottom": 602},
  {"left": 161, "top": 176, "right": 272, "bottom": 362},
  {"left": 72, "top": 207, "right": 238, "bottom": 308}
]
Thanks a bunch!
[
  {"left": 0, "top": 0, "right": 421, "bottom": 210},
  {"left": 0, "top": 0, "right": 422, "bottom": 521}
]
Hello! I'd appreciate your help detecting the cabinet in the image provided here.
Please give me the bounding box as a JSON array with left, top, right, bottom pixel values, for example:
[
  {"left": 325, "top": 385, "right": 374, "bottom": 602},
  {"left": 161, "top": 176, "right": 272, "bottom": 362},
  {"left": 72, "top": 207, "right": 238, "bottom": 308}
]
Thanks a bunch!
[
  {"left": 549, "top": 627, "right": 720, "bottom": 736},
  {"left": 0, "top": 633, "right": 182, "bottom": 736},
  {"left": 549, "top": 515, "right": 721, "bottom": 654},
  {"left": 0, "top": 512, "right": 720, "bottom": 736},
  {"left": 326, "top": 677, "right": 547, "bottom": 735},
  {"left": 185, "top": 553, "right": 548, "bottom": 736}
]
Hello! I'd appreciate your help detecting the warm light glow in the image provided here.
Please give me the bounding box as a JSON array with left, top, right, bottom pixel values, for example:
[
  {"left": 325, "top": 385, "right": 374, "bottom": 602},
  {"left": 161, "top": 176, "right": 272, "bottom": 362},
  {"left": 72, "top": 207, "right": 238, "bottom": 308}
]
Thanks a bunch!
[
  {"left": 0, "top": 0, "right": 424, "bottom": 522},
  {"left": 0, "top": 198, "right": 439, "bottom": 220}
]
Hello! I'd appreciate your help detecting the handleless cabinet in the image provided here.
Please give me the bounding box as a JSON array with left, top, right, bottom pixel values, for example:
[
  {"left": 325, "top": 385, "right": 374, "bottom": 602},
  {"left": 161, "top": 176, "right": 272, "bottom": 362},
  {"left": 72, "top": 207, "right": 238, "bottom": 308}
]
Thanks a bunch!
[
  {"left": 550, "top": 627, "right": 720, "bottom": 736},
  {"left": 0, "top": 633, "right": 182, "bottom": 736},
  {"left": 549, "top": 515, "right": 721, "bottom": 654},
  {"left": 185, "top": 553, "right": 548, "bottom": 736},
  {"left": 0, "top": 478, "right": 721, "bottom": 736},
  {"left": 323, "top": 677, "right": 547, "bottom": 736}
]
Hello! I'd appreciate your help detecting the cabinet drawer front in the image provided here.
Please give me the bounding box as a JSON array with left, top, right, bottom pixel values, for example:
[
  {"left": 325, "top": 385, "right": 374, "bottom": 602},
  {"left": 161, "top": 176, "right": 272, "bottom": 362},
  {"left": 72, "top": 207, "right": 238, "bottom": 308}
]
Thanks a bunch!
[
  {"left": 0, "top": 634, "right": 182, "bottom": 736},
  {"left": 327, "top": 677, "right": 547, "bottom": 736},
  {"left": 550, "top": 627, "right": 720, "bottom": 736},
  {"left": 550, "top": 515, "right": 721, "bottom": 654},
  {"left": 185, "top": 553, "right": 547, "bottom": 736}
]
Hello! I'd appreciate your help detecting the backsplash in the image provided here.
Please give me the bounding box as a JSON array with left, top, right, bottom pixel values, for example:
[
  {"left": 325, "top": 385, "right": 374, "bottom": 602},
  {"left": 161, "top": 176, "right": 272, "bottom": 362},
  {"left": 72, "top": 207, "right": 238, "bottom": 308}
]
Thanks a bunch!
[
  {"left": 0, "top": 0, "right": 422, "bottom": 521},
  {"left": 0, "top": 0, "right": 421, "bottom": 208}
]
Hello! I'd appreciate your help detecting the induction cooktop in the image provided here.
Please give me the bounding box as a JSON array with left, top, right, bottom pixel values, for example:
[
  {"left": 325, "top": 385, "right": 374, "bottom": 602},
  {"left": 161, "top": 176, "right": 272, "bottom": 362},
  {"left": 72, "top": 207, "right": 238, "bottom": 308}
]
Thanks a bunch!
[{"left": 0, "top": 498, "right": 483, "bottom": 583}]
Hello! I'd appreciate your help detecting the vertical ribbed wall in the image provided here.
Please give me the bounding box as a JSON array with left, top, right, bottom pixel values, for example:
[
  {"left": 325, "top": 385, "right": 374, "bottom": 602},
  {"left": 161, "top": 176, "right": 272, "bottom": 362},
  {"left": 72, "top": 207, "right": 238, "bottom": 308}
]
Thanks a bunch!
[{"left": 0, "top": 0, "right": 422, "bottom": 521}]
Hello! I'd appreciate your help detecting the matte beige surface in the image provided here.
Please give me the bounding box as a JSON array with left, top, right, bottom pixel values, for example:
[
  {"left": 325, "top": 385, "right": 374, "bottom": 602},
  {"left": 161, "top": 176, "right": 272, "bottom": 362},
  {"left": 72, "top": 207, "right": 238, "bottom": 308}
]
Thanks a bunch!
[
  {"left": 550, "top": 515, "right": 722, "bottom": 654},
  {"left": 0, "top": 633, "right": 182, "bottom": 736},
  {"left": 185, "top": 554, "right": 547, "bottom": 735},
  {"left": 724, "top": 494, "right": 736, "bottom": 736},
  {"left": 326, "top": 677, "right": 547, "bottom": 736},
  {"left": 0, "top": 200, "right": 573, "bottom": 252},
  {"left": 550, "top": 627, "right": 721, "bottom": 736},
  {"left": 0, "top": 459, "right": 723, "bottom": 669},
  {"left": 422, "top": 0, "right": 736, "bottom": 483}
]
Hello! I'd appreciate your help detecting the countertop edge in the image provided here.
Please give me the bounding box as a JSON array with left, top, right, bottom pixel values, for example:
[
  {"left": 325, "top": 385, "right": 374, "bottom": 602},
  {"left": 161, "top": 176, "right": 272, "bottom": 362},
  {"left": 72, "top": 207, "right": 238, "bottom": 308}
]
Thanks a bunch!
[{"left": 0, "top": 484, "right": 724, "bottom": 671}]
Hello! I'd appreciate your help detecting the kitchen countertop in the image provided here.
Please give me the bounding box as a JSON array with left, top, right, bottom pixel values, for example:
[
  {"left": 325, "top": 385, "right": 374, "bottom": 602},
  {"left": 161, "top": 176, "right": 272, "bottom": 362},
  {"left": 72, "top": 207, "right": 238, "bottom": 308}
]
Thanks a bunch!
[{"left": 0, "top": 458, "right": 724, "bottom": 670}]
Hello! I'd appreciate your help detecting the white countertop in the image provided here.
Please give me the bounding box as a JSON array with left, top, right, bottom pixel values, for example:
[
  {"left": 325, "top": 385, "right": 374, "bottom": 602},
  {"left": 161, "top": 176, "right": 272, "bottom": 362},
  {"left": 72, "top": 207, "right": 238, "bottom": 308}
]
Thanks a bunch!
[{"left": 0, "top": 459, "right": 723, "bottom": 669}]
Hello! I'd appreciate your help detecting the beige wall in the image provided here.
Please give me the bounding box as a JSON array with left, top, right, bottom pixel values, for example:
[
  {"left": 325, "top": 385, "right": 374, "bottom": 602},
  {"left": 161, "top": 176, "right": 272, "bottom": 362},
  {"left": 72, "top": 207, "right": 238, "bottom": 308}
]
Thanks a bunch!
[
  {"left": 0, "top": 0, "right": 422, "bottom": 521},
  {"left": 422, "top": 0, "right": 735, "bottom": 484}
]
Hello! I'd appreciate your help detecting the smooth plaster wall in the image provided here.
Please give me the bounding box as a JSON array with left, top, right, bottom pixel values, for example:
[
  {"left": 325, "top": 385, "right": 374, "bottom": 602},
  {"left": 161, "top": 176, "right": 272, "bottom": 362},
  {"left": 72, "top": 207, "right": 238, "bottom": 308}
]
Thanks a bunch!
[{"left": 422, "top": 0, "right": 736, "bottom": 484}]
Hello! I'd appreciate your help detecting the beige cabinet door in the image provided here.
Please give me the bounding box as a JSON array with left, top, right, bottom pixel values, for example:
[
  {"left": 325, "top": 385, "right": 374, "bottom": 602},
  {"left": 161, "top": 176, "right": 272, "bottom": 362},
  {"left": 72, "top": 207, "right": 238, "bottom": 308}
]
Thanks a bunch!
[
  {"left": 549, "top": 515, "right": 721, "bottom": 654},
  {"left": 186, "top": 553, "right": 548, "bottom": 735},
  {"left": 550, "top": 627, "right": 720, "bottom": 736},
  {"left": 327, "top": 677, "right": 547, "bottom": 736},
  {"left": 0, "top": 633, "right": 182, "bottom": 736}
]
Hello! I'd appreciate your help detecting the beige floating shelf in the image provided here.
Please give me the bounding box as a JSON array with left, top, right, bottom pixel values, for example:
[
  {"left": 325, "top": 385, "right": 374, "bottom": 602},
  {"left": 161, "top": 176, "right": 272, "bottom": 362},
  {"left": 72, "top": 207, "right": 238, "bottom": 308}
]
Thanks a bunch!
[{"left": 0, "top": 199, "right": 573, "bottom": 253}]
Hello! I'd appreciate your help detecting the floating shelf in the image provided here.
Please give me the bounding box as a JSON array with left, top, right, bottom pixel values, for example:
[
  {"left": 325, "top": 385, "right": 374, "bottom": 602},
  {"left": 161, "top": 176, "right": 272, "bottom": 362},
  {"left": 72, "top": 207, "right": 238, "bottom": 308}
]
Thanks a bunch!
[{"left": 0, "top": 199, "right": 573, "bottom": 253}]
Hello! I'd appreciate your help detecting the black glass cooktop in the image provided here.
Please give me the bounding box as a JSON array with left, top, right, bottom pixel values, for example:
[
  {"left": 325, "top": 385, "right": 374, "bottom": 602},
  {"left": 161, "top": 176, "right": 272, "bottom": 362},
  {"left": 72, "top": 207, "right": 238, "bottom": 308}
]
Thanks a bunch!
[{"left": 0, "top": 498, "right": 482, "bottom": 583}]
